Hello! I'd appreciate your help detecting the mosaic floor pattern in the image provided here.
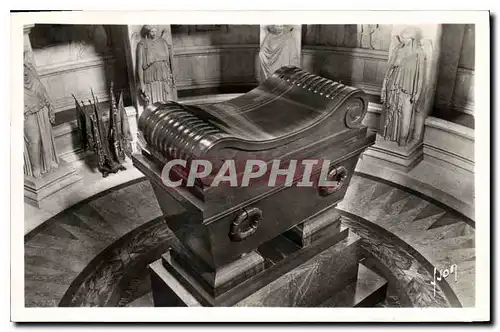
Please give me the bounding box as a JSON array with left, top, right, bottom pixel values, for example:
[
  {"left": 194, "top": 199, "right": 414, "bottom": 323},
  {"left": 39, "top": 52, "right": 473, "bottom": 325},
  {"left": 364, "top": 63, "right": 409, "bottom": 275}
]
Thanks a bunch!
[{"left": 24, "top": 174, "right": 475, "bottom": 307}]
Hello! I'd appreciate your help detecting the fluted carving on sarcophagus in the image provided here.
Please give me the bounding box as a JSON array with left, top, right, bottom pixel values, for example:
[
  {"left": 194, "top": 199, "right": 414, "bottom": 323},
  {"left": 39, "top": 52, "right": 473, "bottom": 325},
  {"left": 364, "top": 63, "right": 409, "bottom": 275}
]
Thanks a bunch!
[{"left": 138, "top": 101, "right": 227, "bottom": 163}]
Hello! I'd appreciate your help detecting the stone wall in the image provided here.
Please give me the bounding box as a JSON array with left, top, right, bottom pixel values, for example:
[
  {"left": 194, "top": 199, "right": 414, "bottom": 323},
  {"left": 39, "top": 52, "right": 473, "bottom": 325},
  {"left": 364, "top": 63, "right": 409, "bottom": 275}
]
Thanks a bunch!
[
  {"left": 24, "top": 23, "right": 476, "bottom": 222},
  {"left": 31, "top": 24, "right": 474, "bottom": 166},
  {"left": 171, "top": 25, "right": 260, "bottom": 94},
  {"left": 452, "top": 24, "right": 475, "bottom": 116},
  {"left": 434, "top": 24, "right": 475, "bottom": 122},
  {"left": 301, "top": 24, "right": 393, "bottom": 99},
  {"left": 30, "top": 24, "right": 130, "bottom": 113}
]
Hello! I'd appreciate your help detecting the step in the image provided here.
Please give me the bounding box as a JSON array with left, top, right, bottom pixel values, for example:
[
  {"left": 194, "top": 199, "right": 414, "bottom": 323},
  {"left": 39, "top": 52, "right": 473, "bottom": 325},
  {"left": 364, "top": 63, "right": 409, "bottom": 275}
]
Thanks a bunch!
[
  {"left": 319, "top": 261, "right": 388, "bottom": 307},
  {"left": 126, "top": 292, "right": 154, "bottom": 307}
]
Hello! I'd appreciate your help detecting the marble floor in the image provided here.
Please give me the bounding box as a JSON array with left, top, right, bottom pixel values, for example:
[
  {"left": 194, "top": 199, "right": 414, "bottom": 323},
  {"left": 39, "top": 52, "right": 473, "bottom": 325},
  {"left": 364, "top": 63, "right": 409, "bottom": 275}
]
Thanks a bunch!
[
  {"left": 24, "top": 158, "right": 145, "bottom": 234},
  {"left": 356, "top": 157, "right": 474, "bottom": 221},
  {"left": 24, "top": 174, "right": 475, "bottom": 308},
  {"left": 338, "top": 174, "right": 475, "bottom": 307}
]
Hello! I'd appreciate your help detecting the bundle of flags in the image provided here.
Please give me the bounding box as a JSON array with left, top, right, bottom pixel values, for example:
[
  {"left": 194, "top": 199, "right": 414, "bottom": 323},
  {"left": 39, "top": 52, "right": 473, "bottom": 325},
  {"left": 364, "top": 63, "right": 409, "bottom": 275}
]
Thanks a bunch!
[{"left": 72, "top": 82, "right": 132, "bottom": 177}]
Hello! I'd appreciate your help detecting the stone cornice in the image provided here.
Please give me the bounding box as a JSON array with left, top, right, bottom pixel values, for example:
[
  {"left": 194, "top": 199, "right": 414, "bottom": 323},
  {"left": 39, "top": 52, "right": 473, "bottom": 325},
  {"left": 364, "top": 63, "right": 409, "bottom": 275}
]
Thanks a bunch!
[{"left": 23, "top": 24, "right": 35, "bottom": 34}]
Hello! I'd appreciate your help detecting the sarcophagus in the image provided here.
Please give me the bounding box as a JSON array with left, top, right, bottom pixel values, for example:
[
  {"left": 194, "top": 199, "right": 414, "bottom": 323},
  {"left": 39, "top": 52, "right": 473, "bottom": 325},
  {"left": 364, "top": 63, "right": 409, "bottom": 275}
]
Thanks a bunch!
[{"left": 133, "top": 66, "right": 376, "bottom": 306}]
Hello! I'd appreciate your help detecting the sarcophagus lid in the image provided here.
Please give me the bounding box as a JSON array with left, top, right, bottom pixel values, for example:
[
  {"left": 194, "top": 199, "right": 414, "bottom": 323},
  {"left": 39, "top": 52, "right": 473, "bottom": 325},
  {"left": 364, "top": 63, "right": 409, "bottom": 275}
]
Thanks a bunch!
[
  {"left": 140, "top": 66, "right": 369, "bottom": 161},
  {"left": 134, "top": 66, "right": 375, "bottom": 268}
]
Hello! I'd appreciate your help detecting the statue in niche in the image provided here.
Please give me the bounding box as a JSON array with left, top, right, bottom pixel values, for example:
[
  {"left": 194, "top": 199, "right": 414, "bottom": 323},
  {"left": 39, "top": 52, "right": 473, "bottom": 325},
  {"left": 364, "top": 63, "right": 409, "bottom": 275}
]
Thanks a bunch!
[
  {"left": 24, "top": 51, "right": 59, "bottom": 178},
  {"left": 135, "top": 25, "right": 176, "bottom": 105},
  {"left": 358, "top": 24, "right": 379, "bottom": 49},
  {"left": 259, "top": 25, "right": 300, "bottom": 80},
  {"left": 380, "top": 27, "right": 433, "bottom": 146}
]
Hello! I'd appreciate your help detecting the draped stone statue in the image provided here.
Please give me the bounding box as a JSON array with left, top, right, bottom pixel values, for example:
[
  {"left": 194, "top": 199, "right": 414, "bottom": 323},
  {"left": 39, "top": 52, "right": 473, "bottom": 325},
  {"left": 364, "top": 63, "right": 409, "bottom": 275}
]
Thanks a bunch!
[
  {"left": 136, "top": 25, "right": 176, "bottom": 105},
  {"left": 259, "top": 25, "right": 300, "bottom": 80},
  {"left": 380, "top": 27, "right": 432, "bottom": 146},
  {"left": 24, "top": 51, "right": 59, "bottom": 178}
]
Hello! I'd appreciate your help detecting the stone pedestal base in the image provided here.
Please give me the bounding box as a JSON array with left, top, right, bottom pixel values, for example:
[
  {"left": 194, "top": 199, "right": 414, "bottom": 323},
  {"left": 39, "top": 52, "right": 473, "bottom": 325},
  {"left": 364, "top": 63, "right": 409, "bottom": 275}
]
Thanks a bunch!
[
  {"left": 149, "top": 215, "right": 388, "bottom": 307},
  {"left": 362, "top": 135, "right": 423, "bottom": 172},
  {"left": 24, "top": 160, "right": 81, "bottom": 208},
  {"left": 284, "top": 209, "right": 342, "bottom": 247},
  {"left": 124, "top": 105, "right": 141, "bottom": 154}
]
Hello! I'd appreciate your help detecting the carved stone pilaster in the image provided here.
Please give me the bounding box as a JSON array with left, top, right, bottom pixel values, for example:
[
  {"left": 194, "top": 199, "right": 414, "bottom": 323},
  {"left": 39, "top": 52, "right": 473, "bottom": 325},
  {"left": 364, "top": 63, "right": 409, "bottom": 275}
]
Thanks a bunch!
[
  {"left": 23, "top": 24, "right": 34, "bottom": 49},
  {"left": 434, "top": 24, "right": 467, "bottom": 116}
]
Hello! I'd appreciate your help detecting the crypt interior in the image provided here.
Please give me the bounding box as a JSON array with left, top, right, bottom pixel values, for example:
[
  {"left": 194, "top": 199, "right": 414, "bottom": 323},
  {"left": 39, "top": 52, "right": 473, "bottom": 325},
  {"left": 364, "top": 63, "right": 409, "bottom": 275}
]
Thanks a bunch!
[{"left": 23, "top": 24, "right": 475, "bottom": 308}]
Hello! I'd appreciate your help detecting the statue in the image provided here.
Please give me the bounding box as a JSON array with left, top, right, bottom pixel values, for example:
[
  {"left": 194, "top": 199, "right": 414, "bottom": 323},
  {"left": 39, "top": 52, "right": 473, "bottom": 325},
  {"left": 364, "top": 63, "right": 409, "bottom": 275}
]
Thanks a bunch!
[
  {"left": 259, "top": 25, "right": 300, "bottom": 80},
  {"left": 380, "top": 27, "right": 432, "bottom": 146},
  {"left": 24, "top": 51, "right": 59, "bottom": 178},
  {"left": 136, "top": 25, "right": 176, "bottom": 105}
]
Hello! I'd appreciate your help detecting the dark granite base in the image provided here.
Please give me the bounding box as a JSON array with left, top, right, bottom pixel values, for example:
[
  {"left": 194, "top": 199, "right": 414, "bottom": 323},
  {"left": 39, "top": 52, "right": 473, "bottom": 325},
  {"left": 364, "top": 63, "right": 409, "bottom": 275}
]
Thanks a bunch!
[
  {"left": 238, "top": 227, "right": 361, "bottom": 307},
  {"left": 149, "top": 223, "right": 366, "bottom": 307}
]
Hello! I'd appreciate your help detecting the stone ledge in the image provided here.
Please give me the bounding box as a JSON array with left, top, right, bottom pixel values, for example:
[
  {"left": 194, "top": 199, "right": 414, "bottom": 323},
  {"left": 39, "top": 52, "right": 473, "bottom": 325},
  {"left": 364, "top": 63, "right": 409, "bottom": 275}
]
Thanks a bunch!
[
  {"left": 362, "top": 136, "right": 424, "bottom": 173},
  {"left": 426, "top": 116, "right": 474, "bottom": 140},
  {"left": 38, "top": 55, "right": 115, "bottom": 77},
  {"left": 24, "top": 160, "right": 82, "bottom": 208},
  {"left": 424, "top": 116, "right": 474, "bottom": 173},
  {"left": 176, "top": 79, "right": 258, "bottom": 90},
  {"left": 173, "top": 44, "right": 259, "bottom": 56},
  {"left": 302, "top": 46, "right": 389, "bottom": 61},
  {"left": 178, "top": 93, "right": 245, "bottom": 105}
]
